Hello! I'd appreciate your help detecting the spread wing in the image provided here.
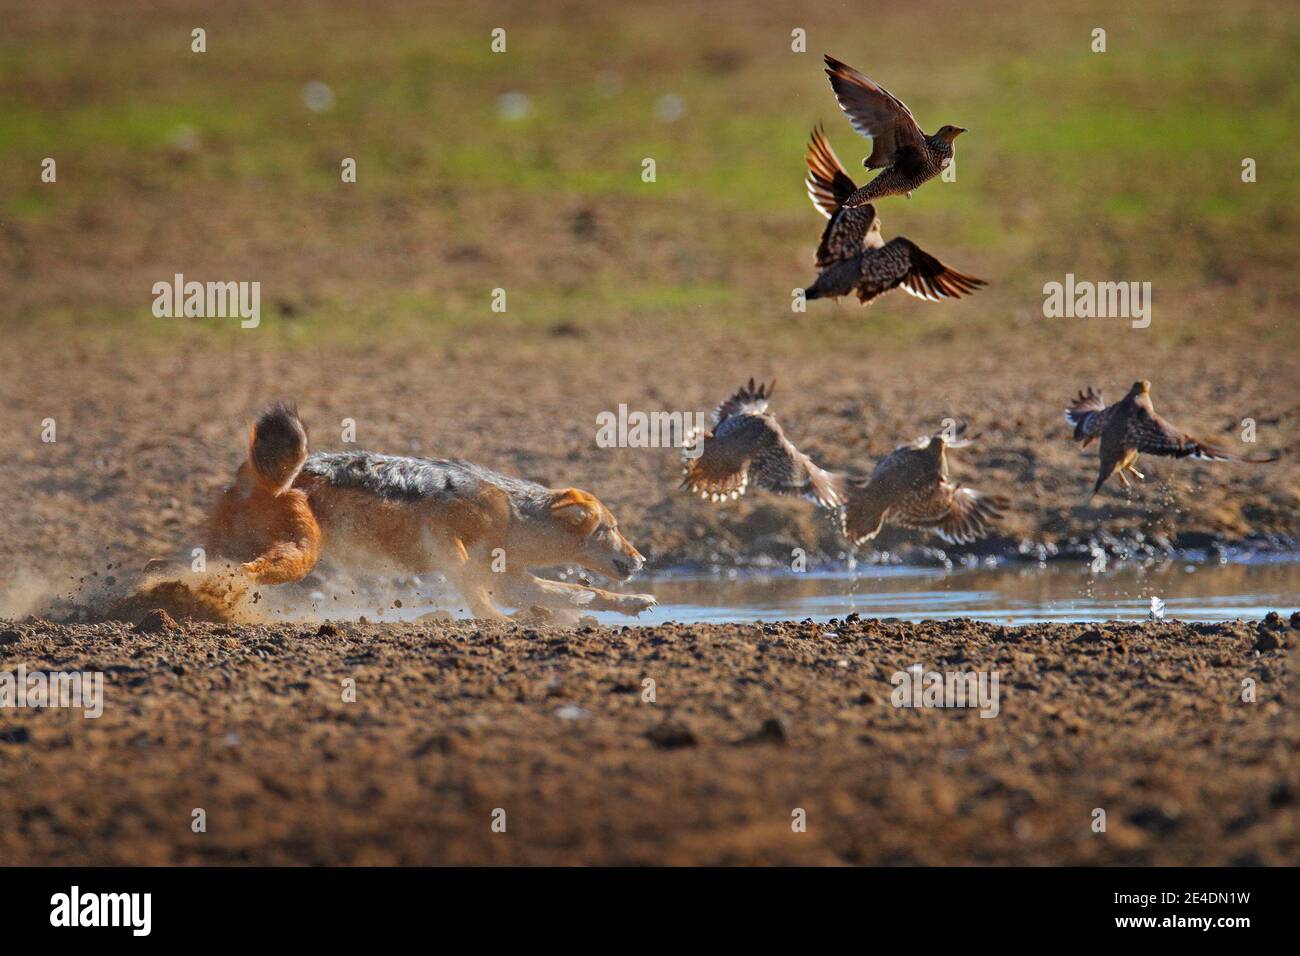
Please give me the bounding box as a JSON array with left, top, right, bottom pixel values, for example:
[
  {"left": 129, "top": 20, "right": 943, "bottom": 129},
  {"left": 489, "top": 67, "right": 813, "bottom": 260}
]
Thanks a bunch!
[
  {"left": 841, "top": 449, "right": 906, "bottom": 545},
  {"left": 1128, "top": 411, "right": 1279, "bottom": 463},
  {"left": 806, "top": 127, "right": 881, "bottom": 266},
  {"left": 1066, "top": 387, "right": 1110, "bottom": 441},
  {"left": 713, "top": 378, "right": 772, "bottom": 425},
  {"left": 885, "top": 238, "right": 987, "bottom": 301},
  {"left": 843, "top": 445, "right": 1006, "bottom": 546},
  {"left": 683, "top": 414, "right": 845, "bottom": 508},
  {"left": 824, "top": 55, "right": 926, "bottom": 169},
  {"left": 893, "top": 481, "right": 1009, "bottom": 545}
]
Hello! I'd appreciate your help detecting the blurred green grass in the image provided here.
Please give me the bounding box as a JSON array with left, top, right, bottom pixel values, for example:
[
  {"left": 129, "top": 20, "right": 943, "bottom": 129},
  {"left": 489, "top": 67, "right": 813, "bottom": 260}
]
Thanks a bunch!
[{"left": 0, "top": 0, "right": 1296, "bottom": 351}]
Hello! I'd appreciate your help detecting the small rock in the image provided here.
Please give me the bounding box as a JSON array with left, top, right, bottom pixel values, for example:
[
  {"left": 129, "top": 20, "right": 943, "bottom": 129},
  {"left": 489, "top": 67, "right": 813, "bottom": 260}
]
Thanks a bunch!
[
  {"left": 645, "top": 720, "right": 697, "bottom": 749},
  {"left": 317, "top": 622, "right": 339, "bottom": 637},
  {"left": 134, "top": 608, "right": 179, "bottom": 634},
  {"left": 410, "top": 734, "right": 454, "bottom": 757},
  {"left": 738, "top": 717, "right": 788, "bottom": 746},
  {"left": 1126, "top": 804, "right": 1181, "bottom": 835},
  {"left": 1254, "top": 628, "right": 1285, "bottom": 651}
]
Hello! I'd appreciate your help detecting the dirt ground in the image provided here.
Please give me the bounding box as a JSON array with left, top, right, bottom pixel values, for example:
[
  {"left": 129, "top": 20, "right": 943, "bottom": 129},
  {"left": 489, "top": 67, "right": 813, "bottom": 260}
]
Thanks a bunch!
[
  {"left": 0, "top": 0, "right": 1296, "bottom": 607},
  {"left": 0, "top": 614, "right": 1293, "bottom": 865},
  {"left": 0, "top": 0, "right": 1295, "bottom": 869}
]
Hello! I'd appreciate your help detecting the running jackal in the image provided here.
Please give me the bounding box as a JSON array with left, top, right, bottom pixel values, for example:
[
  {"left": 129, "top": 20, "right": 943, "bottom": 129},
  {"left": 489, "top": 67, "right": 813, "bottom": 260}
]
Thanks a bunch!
[{"left": 207, "top": 403, "right": 656, "bottom": 619}]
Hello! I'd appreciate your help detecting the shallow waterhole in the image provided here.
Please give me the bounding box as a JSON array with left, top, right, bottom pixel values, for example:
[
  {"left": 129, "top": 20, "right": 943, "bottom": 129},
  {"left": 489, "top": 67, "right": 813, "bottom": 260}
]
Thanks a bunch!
[{"left": 261, "top": 554, "right": 1298, "bottom": 627}]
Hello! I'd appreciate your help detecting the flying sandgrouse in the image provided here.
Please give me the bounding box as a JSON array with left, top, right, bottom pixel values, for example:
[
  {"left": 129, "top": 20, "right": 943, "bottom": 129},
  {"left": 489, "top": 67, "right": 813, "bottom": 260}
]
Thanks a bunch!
[
  {"left": 1067, "top": 380, "right": 1280, "bottom": 497},
  {"left": 841, "top": 424, "right": 1008, "bottom": 546},
  {"left": 802, "top": 126, "right": 985, "bottom": 305},
  {"left": 823, "top": 54, "right": 965, "bottom": 206},
  {"left": 682, "top": 379, "right": 845, "bottom": 508}
]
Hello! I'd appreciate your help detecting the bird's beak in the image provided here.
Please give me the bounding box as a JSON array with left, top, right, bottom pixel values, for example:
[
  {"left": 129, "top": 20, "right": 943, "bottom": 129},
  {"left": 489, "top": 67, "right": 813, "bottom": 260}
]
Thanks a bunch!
[{"left": 953, "top": 127, "right": 968, "bottom": 137}]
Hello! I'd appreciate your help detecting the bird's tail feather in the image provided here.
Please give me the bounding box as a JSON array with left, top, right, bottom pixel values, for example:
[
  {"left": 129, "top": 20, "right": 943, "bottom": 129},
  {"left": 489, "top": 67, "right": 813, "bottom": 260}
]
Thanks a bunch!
[{"left": 1066, "top": 387, "right": 1105, "bottom": 441}]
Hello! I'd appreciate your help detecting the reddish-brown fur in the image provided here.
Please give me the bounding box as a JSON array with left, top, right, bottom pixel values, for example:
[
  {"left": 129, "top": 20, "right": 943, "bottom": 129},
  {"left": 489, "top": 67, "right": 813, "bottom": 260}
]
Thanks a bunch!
[
  {"left": 205, "top": 408, "right": 654, "bottom": 620},
  {"left": 207, "top": 464, "right": 322, "bottom": 585}
]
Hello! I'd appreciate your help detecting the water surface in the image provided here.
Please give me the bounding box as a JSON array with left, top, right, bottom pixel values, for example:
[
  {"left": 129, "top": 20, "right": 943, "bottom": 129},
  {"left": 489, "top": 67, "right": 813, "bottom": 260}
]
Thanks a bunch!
[
  {"left": 595, "top": 558, "right": 1298, "bottom": 626},
  {"left": 284, "top": 556, "right": 1298, "bottom": 626}
]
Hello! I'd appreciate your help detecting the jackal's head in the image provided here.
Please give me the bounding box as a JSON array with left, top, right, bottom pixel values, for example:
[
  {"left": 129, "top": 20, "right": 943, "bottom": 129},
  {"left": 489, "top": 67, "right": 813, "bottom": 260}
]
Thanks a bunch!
[{"left": 548, "top": 488, "right": 645, "bottom": 580}]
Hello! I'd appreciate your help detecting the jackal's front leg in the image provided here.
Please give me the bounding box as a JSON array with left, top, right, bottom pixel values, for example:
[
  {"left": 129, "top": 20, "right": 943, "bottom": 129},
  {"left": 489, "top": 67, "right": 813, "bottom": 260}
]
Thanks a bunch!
[
  {"left": 502, "top": 574, "right": 657, "bottom": 617},
  {"left": 440, "top": 547, "right": 510, "bottom": 621}
]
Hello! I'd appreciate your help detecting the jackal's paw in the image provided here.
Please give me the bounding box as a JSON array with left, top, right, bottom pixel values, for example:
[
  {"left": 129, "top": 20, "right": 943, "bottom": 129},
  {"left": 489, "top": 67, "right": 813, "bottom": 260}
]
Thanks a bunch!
[{"left": 617, "top": 593, "right": 658, "bottom": 616}]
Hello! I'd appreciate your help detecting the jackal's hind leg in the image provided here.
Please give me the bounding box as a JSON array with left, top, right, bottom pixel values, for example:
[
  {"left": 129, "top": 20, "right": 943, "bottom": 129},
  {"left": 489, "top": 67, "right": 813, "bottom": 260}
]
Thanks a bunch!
[
  {"left": 234, "top": 490, "right": 322, "bottom": 585},
  {"left": 241, "top": 539, "right": 321, "bottom": 585}
]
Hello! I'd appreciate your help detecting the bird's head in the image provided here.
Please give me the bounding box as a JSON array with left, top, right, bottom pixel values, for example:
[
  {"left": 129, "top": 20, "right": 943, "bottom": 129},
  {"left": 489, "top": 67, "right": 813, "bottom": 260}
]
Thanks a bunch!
[
  {"left": 863, "top": 205, "right": 882, "bottom": 238},
  {"left": 936, "top": 125, "right": 967, "bottom": 143},
  {"left": 929, "top": 421, "right": 972, "bottom": 450}
]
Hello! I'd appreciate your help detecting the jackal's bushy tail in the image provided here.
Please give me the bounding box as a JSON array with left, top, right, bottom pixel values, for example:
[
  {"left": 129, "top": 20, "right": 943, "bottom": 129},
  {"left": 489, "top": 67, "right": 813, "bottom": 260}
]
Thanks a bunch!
[{"left": 248, "top": 402, "right": 308, "bottom": 495}]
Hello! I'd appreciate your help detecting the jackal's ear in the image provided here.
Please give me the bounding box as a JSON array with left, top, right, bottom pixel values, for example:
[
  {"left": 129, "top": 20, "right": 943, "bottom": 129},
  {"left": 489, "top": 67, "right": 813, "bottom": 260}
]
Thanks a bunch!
[{"left": 550, "top": 488, "right": 601, "bottom": 534}]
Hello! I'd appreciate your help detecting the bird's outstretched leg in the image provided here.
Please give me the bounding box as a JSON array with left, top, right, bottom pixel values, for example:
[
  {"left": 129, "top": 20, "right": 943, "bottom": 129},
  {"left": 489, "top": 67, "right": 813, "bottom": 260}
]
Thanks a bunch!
[
  {"left": 1117, "top": 470, "right": 1131, "bottom": 489},
  {"left": 1120, "top": 450, "right": 1144, "bottom": 481}
]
